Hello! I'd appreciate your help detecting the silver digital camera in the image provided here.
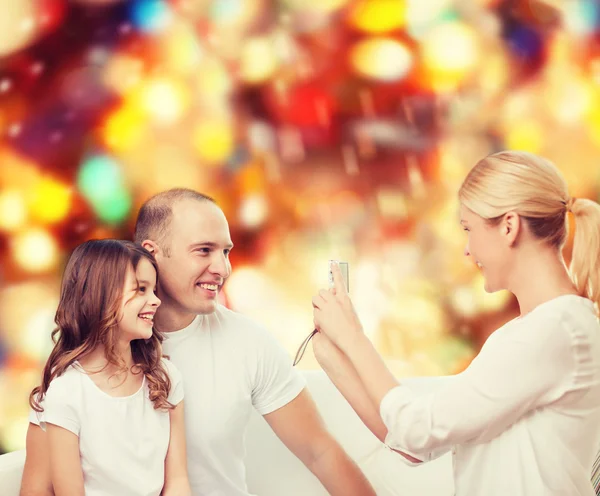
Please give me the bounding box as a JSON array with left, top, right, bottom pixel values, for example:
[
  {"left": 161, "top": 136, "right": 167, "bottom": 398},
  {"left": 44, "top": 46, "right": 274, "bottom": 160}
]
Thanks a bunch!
[{"left": 329, "top": 260, "right": 349, "bottom": 291}]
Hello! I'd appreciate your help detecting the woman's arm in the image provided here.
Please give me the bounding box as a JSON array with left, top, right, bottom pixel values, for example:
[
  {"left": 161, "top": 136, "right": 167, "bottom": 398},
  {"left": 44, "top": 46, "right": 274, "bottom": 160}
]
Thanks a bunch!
[
  {"left": 314, "top": 264, "right": 574, "bottom": 456},
  {"left": 46, "top": 424, "right": 84, "bottom": 496},
  {"left": 20, "top": 423, "right": 54, "bottom": 496},
  {"left": 312, "top": 332, "right": 388, "bottom": 442},
  {"left": 312, "top": 332, "right": 422, "bottom": 463},
  {"left": 161, "top": 401, "right": 191, "bottom": 496}
]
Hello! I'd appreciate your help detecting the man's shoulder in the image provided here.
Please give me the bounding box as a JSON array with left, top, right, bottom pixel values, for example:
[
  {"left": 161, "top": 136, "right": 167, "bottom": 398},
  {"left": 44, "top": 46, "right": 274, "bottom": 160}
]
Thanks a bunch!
[
  {"left": 212, "top": 305, "right": 286, "bottom": 356},
  {"left": 213, "top": 304, "right": 270, "bottom": 336}
]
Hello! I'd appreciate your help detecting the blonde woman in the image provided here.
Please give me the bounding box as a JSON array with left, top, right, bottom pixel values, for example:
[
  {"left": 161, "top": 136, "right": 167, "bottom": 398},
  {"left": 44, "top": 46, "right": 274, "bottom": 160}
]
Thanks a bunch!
[{"left": 312, "top": 151, "right": 600, "bottom": 496}]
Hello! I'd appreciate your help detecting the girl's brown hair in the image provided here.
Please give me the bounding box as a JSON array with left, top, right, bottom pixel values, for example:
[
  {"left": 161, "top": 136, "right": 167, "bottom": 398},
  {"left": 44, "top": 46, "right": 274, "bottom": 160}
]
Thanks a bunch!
[{"left": 30, "top": 239, "right": 174, "bottom": 411}]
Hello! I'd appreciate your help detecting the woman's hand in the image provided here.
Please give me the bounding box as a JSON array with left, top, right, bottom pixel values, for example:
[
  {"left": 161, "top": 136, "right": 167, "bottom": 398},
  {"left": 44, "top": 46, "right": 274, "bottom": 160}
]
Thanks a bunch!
[{"left": 312, "top": 263, "right": 363, "bottom": 351}]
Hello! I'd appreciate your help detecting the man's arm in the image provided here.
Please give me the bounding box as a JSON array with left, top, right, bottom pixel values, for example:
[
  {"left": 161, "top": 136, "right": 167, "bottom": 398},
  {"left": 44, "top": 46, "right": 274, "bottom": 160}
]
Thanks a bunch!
[
  {"left": 20, "top": 423, "right": 54, "bottom": 496},
  {"left": 162, "top": 401, "right": 191, "bottom": 496},
  {"left": 263, "top": 389, "right": 376, "bottom": 496}
]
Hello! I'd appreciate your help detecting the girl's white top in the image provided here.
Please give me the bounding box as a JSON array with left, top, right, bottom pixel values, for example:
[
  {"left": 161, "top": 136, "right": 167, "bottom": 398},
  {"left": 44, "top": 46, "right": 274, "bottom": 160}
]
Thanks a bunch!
[
  {"left": 30, "top": 358, "right": 183, "bottom": 496},
  {"left": 380, "top": 295, "right": 600, "bottom": 496}
]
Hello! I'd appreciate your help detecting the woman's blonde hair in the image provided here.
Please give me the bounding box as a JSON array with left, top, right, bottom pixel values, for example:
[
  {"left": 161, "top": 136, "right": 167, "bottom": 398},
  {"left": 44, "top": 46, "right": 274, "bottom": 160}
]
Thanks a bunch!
[{"left": 459, "top": 150, "right": 600, "bottom": 312}]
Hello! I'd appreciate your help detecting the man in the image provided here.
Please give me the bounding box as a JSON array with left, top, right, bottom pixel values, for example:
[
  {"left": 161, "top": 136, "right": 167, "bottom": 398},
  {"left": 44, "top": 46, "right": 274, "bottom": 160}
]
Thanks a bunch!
[{"left": 21, "top": 188, "right": 375, "bottom": 496}]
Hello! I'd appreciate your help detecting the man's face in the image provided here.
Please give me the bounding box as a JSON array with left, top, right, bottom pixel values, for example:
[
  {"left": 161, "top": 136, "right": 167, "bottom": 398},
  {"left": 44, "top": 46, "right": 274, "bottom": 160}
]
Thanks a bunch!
[{"left": 154, "top": 199, "right": 233, "bottom": 316}]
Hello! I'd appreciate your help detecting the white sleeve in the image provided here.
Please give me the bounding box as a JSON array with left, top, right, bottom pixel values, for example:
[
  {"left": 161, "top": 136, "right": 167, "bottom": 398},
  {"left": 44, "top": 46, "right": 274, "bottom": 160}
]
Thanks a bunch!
[
  {"left": 42, "top": 375, "right": 81, "bottom": 436},
  {"left": 392, "top": 375, "right": 459, "bottom": 465},
  {"left": 162, "top": 358, "right": 184, "bottom": 405},
  {"left": 249, "top": 324, "right": 306, "bottom": 415},
  {"left": 28, "top": 407, "right": 41, "bottom": 426},
  {"left": 28, "top": 392, "right": 44, "bottom": 426},
  {"left": 380, "top": 315, "right": 575, "bottom": 456}
]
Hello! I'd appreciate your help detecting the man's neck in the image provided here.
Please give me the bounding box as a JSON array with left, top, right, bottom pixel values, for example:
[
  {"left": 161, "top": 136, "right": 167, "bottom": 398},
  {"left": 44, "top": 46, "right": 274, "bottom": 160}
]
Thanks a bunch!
[{"left": 155, "top": 303, "right": 197, "bottom": 333}]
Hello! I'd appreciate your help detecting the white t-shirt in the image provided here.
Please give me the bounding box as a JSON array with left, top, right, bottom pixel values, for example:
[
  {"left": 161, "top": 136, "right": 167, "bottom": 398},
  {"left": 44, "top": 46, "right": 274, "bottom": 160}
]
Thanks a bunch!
[
  {"left": 161, "top": 303, "right": 306, "bottom": 496},
  {"left": 380, "top": 294, "right": 600, "bottom": 496},
  {"left": 30, "top": 358, "right": 183, "bottom": 496}
]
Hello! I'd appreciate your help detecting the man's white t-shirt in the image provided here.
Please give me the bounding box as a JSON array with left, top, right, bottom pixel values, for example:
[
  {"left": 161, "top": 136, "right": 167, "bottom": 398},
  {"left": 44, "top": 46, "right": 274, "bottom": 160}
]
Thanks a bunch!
[
  {"left": 161, "top": 303, "right": 306, "bottom": 496},
  {"left": 30, "top": 358, "right": 183, "bottom": 496},
  {"left": 380, "top": 294, "right": 600, "bottom": 495}
]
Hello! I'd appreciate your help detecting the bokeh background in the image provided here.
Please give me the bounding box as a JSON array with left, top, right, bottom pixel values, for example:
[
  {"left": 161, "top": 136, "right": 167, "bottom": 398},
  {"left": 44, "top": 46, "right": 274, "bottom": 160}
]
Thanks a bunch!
[{"left": 1, "top": 0, "right": 599, "bottom": 454}]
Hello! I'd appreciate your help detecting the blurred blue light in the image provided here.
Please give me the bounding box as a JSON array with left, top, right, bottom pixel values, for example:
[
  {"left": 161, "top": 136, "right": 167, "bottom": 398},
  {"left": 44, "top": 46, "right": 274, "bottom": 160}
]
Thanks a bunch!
[{"left": 130, "top": 0, "right": 172, "bottom": 34}]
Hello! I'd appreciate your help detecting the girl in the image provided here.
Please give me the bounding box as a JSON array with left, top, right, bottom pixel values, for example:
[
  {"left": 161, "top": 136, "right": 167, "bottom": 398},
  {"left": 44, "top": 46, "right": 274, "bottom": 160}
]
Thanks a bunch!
[
  {"left": 25, "top": 239, "right": 190, "bottom": 496},
  {"left": 312, "top": 151, "right": 600, "bottom": 495}
]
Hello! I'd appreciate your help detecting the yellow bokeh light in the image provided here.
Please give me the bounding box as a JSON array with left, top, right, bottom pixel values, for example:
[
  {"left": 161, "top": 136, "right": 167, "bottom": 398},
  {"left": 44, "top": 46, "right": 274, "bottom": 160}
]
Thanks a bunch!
[
  {"left": 0, "top": 190, "right": 27, "bottom": 232},
  {"left": 28, "top": 177, "right": 72, "bottom": 224},
  {"left": 163, "top": 22, "right": 203, "bottom": 74},
  {"left": 348, "top": 0, "right": 406, "bottom": 34},
  {"left": 406, "top": 0, "right": 454, "bottom": 37},
  {"left": 11, "top": 228, "right": 59, "bottom": 273},
  {"left": 545, "top": 75, "right": 595, "bottom": 124},
  {"left": 197, "top": 58, "right": 232, "bottom": 98},
  {"left": 240, "top": 37, "right": 278, "bottom": 84},
  {"left": 139, "top": 78, "right": 190, "bottom": 125},
  {"left": 193, "top": 119, "right": 235, "bottom": 164},
  {"left": 350, "top": 37, "right": 412, "bottom": 81},
  {"left": 505, "top": 120, "right": 544, "bottom": 153},
  {"left": 588, "top": 109, "right": 600, "bottom": 147},
  {"left": 103, "top": 103, "right": 146, "bottom": 152},
  {"left": 421, "top": 22, "right": 479, "bottom": 90}
]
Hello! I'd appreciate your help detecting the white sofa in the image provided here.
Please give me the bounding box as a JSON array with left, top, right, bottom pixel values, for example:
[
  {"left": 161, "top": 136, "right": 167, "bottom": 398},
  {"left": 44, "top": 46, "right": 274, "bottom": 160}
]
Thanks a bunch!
[{"left": 0, "top": 370, "right": 454, "bottom": 495}]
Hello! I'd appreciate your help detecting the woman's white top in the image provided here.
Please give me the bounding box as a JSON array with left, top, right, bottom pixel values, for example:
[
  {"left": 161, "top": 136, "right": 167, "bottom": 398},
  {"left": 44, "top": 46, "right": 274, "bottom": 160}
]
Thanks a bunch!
[
  {"left": 30, "top": 358, "right": 183, "bottom": 496},
  {"left": 380, "top": 295, "right": 600, "bottom": 496}
]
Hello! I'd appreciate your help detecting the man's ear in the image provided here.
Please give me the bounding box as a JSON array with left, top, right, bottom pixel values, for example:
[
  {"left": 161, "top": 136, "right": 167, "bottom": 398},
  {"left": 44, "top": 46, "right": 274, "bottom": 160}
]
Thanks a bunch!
[
  {"left": 141, "top": 240, "right": 159, "bottom": 255},
  {"left": 502, "top": 212, "right": 520, "bottom": 247}
]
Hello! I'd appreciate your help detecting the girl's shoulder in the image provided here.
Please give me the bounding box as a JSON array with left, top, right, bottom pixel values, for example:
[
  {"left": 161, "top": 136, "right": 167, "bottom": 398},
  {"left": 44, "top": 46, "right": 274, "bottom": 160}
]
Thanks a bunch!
[{"left": 47, "top": 362, "right": 84, "bottom": 391}]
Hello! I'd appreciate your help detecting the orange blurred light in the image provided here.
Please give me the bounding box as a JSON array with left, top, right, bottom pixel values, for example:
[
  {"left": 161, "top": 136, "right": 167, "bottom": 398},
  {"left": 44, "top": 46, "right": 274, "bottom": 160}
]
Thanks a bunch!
[{"left": 103, "top": 54, "right": 144, "bottom": 95}]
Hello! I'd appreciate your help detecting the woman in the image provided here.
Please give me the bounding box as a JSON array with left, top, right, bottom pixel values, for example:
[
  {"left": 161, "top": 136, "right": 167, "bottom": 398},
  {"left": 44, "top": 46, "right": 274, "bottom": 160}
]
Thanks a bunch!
[{"left": 312, "top": 151, "right": 600, "bottom": 495}]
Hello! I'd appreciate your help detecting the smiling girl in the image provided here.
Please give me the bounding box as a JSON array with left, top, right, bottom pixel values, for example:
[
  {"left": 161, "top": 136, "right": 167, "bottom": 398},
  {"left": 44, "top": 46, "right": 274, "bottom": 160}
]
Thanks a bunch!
[{"left": 26, "top": 239, "right": 190, "bottom": 496}]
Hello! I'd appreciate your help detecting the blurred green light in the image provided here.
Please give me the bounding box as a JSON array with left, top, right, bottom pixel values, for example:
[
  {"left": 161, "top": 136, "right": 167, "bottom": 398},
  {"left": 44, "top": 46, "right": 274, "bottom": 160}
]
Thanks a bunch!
[
  {"left": 91, "top": 186, "right": 132, "bottom": 224},
  {"left": 77, "top": 155, "right": 131, "bottom": 225}
]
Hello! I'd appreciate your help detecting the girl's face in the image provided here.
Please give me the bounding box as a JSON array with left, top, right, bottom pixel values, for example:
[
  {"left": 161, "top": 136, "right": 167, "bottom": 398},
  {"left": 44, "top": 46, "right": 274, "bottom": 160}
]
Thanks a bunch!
[{"left": 118, "top": 258, "right": 161, "bottom": 341}]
